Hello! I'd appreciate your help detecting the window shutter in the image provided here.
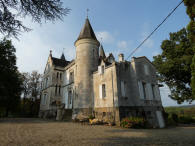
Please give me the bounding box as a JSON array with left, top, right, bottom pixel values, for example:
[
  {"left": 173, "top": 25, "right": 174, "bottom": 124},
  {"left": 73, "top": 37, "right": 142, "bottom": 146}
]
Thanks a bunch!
[
  {"left": 99, "top": 85, "right": 102, "bottom": 99},
  {"left": 121, "top": 81, "right": 125, "bottom": 97},
  {"left": 144, "top": 65, "right": 149, "bottom": 75},
  {"left": 155, "top": 85, "right": 161, "bottom": 100},
  {"left": 138, "top": 81, "right": 144, "bottom": 99},
  {"left": 147, "top": 83, "right": 153, "bottom": 100}
]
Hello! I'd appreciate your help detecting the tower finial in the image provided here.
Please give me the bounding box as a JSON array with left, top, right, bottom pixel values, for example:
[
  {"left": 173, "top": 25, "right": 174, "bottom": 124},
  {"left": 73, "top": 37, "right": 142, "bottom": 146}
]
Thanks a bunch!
[
  {"left": 50, "top": 50, "right": 52, "bottom": 56},
  {"left": 86, "top": 8, "right": 89, "bottom": 18}
]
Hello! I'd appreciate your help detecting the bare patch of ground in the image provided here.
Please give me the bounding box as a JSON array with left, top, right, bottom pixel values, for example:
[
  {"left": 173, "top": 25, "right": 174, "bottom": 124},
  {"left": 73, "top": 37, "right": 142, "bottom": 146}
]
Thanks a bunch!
[{"left": 0, "top": 118, "right": 195, "bottom": 146}]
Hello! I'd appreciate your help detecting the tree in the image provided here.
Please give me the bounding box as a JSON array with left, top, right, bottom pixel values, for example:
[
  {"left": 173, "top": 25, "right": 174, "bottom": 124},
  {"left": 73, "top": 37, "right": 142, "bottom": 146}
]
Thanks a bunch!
[
  {"left": 184, "top": 0, "right": 195, "bottom": 99},
  {"left": 153, "top": 28, "right": 194, "bottom": 103},
  {"left": 21, "top": 71, "right": 41, "bottom": 99},
  {"left": 21, "top": 72, "right": 31, "bottom": 99},
  {"left": 29, "top": 71, "right": 42, "bottom": 100},
  {"left": 0, "top": 0, "right": 70, "bottom": 38},
  {"left": 20, "top": 71, "right": 41, "bottom": 116},
  {"left": 0, "top": 38, "right": 23, "bottom": 116}
]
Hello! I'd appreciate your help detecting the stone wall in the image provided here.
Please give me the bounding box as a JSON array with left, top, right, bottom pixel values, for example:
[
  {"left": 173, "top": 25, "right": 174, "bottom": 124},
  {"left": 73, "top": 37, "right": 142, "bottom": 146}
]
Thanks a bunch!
[{"left": 94, "top": 107, "right": 120, "bottom": 125}]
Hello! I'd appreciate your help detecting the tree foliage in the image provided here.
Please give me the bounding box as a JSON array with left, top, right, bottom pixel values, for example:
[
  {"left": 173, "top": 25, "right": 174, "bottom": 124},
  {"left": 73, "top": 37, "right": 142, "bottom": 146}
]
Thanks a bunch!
[
  {"left": 0, "top": 38, "right": 23, "bottom": 116},
  {"left": 0, "top": 0, "right": 70, "bottom": 38},
  {"left": 184, "top": 0, "right": 195, "bottom": 100},
  {"left": 153, "top": 28, "right": 194, "bottom": 103}
]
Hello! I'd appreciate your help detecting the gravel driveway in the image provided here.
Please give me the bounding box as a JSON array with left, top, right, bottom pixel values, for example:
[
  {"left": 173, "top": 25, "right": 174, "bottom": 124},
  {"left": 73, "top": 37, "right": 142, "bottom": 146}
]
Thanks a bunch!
[{"left": 0, "top": 118, "right": 195, "bottom": 146}]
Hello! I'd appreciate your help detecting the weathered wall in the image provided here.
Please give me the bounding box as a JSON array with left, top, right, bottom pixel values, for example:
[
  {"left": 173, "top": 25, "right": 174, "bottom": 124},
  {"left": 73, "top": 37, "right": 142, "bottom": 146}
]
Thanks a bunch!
[
  {"left": 74, "top": 39, "right": 99, "bottom": 114},
  {"left": 93, "top": 62, "right": 120, "bottom": 124}
]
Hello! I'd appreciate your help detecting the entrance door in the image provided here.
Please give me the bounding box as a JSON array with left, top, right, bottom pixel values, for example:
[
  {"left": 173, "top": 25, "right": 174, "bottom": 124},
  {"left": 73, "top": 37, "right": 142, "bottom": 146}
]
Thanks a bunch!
[{"left": 156, "top": 111, "right": 165, "bottom": 128}]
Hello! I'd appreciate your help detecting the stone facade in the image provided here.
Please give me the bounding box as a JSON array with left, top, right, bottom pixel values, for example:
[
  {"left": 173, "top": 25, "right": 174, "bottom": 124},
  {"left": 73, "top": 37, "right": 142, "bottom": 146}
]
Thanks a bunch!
[{"left": 39, "top": 18, "right": 165, "bottom": 128}]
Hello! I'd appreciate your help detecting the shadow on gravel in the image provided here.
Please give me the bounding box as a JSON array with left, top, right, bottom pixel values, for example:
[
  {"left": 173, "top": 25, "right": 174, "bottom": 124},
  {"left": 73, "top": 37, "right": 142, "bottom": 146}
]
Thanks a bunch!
[
  {"left": 0, "top": 118, "right": 55, "bottom": 124},
  {"left": 91, "top": 137, "right": 173, "bottom": 146}
]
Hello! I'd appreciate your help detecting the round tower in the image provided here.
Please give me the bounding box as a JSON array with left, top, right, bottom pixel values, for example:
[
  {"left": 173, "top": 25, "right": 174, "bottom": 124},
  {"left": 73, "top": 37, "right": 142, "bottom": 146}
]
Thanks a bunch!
[{"left": 74, "top": 18, "right": 100, "bottom": 116}]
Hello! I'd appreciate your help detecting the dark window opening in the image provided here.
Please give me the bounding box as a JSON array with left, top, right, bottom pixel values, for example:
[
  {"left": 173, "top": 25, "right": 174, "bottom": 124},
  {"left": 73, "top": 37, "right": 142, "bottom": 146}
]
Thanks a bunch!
[
  {"left": 152, "top": 84, "right": 155, "bottom": 99},
  {"left": 142, "top": 82, "right": 147, "bottom": 99},
  {"left": 59, "top": 85, "right": 61, "bottom": 95},
  {"left": 57, "top": 72, "right": 59, "bottom": 78},
  {"left": 55, "top": 85, "right": 57, "bottom": 95}
]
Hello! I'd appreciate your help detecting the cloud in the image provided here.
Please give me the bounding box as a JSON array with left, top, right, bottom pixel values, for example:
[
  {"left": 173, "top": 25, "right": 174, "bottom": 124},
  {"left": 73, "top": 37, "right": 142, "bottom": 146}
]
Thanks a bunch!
[
  {"left": 13, "top": 27, "right": 75, "bottom": 73},
  {"left": 96, "top": 31, "right": 114, "bottom": 44},
  {"left": 117, "top": 41, "right": 128, "bottom": 49}
]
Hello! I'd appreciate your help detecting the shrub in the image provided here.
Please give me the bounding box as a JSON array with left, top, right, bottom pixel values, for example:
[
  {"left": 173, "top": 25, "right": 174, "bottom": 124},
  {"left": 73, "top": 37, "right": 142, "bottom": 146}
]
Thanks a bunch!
[
  {"left": 171, "top": 113, "right": 178, "bottom": 123},
  {"left": 178, "top": 116, "right": 195, "bottom": 124},
  {"left": 120, "top": 117, "right": 148, "bottom": 129},
  {"left": 167, "top": 116, "right": 177, "bottom": 126},
  {"left": 88, "top": 115, "right": 94, "bottom": 120}
]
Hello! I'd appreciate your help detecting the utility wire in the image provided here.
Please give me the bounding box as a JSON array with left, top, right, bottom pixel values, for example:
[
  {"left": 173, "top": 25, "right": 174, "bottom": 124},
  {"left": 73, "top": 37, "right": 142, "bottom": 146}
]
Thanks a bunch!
[{"left": 126, "top": 0, "right": 184, "bottom": 60}]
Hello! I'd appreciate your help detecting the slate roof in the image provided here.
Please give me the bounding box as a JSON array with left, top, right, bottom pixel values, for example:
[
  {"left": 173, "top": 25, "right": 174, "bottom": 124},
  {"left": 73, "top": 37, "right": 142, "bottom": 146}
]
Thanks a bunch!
[
  {"left": 76, "top": 18, "right": 98, "bottom": 42},
  {"left": 52, "top": 57, "right": 70, "bottom": 67},
  {"left": 99, "top": 44, "right": 106, "bottom": 59}
]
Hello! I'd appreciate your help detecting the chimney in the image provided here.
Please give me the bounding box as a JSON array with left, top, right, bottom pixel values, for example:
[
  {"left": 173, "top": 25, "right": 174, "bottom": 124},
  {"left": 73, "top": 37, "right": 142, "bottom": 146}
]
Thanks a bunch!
[{"left": 118, "top": 53, "right": 124, "bottom": 62}]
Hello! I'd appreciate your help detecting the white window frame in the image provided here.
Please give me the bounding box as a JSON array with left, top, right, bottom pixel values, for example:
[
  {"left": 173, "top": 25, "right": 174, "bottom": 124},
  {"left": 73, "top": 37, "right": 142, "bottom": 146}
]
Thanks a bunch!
[{"left": 99, "top": 84, "right": 106, "bottom": 99}]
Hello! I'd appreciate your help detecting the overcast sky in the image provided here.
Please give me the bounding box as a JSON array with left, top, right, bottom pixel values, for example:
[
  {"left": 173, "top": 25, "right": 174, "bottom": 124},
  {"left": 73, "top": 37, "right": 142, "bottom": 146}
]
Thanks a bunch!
[{"left": 11, "top": 0, "right": 194, "bottom": 106}]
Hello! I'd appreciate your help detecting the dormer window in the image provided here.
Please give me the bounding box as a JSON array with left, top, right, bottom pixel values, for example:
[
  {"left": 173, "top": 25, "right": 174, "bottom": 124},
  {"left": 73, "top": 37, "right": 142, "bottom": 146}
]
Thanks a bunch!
[{"left": 98, "top": 65, "right": 105, "bottom": 74}]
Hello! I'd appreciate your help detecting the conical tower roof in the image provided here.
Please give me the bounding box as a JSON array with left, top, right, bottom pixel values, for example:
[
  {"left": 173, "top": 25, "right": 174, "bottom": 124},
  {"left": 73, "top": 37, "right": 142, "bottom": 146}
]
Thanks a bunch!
[
  {"left": 76, "top": 18, "right": 98, "bottom": 42},
  {"left": 99, "top": 44, "right": 106, "bottom": 59}
]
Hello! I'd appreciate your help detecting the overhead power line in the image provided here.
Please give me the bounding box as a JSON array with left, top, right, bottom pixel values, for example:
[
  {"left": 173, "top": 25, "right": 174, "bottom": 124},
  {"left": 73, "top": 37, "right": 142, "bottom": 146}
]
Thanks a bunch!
[{"left": 126, "top": 0, "right": 184, "bottom": 60}]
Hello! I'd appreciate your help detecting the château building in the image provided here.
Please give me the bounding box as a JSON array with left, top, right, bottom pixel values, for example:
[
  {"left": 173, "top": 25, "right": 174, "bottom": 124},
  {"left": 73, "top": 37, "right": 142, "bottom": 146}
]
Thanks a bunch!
[{"left": 39, "top": 18, "right": 165, "bottom": 128}]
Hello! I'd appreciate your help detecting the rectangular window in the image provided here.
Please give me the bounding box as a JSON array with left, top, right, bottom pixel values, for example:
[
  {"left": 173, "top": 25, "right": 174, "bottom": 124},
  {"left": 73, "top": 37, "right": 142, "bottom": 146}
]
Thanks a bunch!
[
  {"left": 59, "top": 86, "right": 61, "bottom": 95},
  {"left": 69, "top": 72, "right": 74, "bottom": 83},
  {"left": 57, "top": 72, "right": 59, "bottom": 78},
  {"left": 142, "top": 82, "right": 147, "bottom": 99},
  {"left": 55, "top": 85, "right": 57, "bottom": 95},
  {"left": 60, "top": 73, "right": 62, "bottom": 80},
  {"left": 102, "top": 84, "right": 106, "bottom": 98},
  {"left": 42, "top": 94, "right": 47, "bottom": 105},
  {"left": 68, "top": 90, "right": 72, "bottom": 104},
  {"left": 99, "top": 84, "right": 106, "bottom": 98}
]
